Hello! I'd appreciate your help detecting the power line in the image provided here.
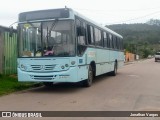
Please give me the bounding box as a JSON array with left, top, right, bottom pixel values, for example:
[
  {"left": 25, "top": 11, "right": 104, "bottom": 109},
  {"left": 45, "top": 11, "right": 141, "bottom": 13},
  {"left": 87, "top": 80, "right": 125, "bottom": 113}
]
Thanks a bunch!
[
  {"left": 111, "top": 10, "right": 160, "bottom": 24},
  {"left": 74, "top": 6, "right": 160, "bottom": 13},
  {"left": 74, "top": 8, "right": 160, "bottom": 25}
]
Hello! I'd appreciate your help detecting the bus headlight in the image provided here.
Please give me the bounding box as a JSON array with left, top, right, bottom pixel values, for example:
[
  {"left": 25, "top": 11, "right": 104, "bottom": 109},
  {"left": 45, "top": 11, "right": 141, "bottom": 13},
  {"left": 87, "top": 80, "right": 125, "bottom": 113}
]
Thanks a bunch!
[
  {"left": 65, "top": 64, "right": 69, "bottom": 67},
  {"left": 20, "top": 64, "right": 27, "bottom": 71},
  {"left": 71, "top": 61, "right": 75, "bottom": 65},
  {"left": 61, "top": 65, "right": 65, "bottom": 69}
]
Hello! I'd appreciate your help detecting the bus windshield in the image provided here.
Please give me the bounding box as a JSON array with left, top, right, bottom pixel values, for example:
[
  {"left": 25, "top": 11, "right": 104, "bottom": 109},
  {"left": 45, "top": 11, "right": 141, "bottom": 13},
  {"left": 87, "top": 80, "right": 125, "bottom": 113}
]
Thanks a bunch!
[{"left": 19, "top": 20, "right": 75, "bottom": 57}]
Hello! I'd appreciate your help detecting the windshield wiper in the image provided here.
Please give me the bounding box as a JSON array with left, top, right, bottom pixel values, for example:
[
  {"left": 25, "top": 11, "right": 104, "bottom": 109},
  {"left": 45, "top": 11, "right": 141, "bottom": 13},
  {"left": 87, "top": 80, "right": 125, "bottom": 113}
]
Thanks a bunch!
[
  {"left": 47, "top": 19, "right": 58, "bottom": 38},
  {"left": 44, "top": 19, "right": 59, "bottom": 46}
]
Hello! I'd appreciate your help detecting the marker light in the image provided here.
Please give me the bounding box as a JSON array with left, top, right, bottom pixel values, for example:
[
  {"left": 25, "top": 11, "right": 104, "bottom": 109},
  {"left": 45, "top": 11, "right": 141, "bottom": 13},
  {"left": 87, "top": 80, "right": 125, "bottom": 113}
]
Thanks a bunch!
[
  {"left": 61, "top": 65, "right": 65, "bottom": 69},
  {"left": 71, "top": 61, "right": 75, "bottom": 65},
  {"left": 65, "top": 64, "right": 69, "bottom": 67},
  {"left": 20, "top": 64, "right": 27, "bottom": 71}
]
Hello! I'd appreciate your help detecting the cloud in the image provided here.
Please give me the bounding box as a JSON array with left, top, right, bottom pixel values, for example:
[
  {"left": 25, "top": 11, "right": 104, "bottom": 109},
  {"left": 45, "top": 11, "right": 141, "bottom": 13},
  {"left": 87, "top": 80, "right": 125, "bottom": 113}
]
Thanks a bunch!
[{"left": 1, "top": 0, "right": 160, "bottom": 26}]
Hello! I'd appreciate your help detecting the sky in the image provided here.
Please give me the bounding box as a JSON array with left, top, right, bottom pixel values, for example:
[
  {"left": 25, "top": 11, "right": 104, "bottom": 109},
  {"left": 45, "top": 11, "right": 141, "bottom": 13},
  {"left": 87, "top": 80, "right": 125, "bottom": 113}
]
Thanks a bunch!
[{"left": 1, "top": 0, "right": 160, "bottom": 27}]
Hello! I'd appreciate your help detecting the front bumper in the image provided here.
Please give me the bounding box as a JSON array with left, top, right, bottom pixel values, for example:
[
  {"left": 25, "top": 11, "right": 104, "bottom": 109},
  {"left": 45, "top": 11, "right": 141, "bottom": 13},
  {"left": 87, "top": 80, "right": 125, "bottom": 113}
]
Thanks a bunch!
[{"left": 18, "top": 67, "right": 79, "bottom": 83}]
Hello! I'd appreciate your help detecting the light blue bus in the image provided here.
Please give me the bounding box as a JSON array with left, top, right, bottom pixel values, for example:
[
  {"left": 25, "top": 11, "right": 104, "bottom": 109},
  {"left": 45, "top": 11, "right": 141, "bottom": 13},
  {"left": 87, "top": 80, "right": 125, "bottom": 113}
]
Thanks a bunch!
[{"left": 17, "top": 8, "right": 124, "bottom": 87}]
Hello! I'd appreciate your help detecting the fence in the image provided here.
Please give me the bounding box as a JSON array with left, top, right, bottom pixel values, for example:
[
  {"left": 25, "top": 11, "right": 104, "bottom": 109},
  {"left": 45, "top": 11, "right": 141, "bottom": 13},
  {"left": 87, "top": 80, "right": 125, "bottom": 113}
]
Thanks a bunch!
[{"left": 0, "top": 26, "right": 17, "bottom": 74}]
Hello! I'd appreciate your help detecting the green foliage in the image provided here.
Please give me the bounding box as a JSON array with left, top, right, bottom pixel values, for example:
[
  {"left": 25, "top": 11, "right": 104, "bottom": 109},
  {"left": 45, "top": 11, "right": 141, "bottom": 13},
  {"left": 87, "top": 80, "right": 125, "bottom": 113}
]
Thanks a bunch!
[
  {"left": 0, "top": 75, "right": 42, "bottom": 96},
  {"left": 107, "top": 21, "right": 160, "bottom": 58},
  {"left": 142, "top": 49, "right": 151, "bottom": 58},
  {"left": 146, "top": 19, "right": 160, "bottom": 26}
]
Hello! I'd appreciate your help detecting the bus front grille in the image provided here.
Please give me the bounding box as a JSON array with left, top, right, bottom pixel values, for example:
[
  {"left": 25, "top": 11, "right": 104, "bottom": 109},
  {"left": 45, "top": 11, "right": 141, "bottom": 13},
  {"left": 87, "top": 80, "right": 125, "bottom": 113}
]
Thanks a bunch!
[
  {"left": 30, "top": 65, "right": 56, "bottom": 71},
  {"left": 30, "top": 75, "right": 57, "bottom": 80}
]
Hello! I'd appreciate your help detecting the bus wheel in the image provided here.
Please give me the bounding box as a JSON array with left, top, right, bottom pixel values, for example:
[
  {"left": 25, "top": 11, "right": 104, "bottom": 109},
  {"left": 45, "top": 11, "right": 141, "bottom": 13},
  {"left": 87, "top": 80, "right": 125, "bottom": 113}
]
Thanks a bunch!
[
  {"left": 43, "top": 82, "right": 54, "bottom": 87},
  {"left": 82, "top": 65, "right": 93, "bottom": 87},
  {"left": 110, "top": 62, "right": 117, "bottom": 76}
]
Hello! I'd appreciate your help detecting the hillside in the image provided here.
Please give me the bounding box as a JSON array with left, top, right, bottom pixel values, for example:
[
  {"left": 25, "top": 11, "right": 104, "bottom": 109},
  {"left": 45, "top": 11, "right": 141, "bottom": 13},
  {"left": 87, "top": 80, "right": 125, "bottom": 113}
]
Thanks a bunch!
[{"left": 107, "top": 22, "right": 160, "bottom": 58}]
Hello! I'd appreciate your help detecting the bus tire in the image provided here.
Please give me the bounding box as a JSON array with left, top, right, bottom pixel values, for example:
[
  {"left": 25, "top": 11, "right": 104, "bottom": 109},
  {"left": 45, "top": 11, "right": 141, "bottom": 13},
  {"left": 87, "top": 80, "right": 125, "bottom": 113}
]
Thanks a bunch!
[
  {"left": 110, "top": 62, "right": 117, "bottom": 76},
  {"left": 43, "top": 82, "right": 54, "bottom": 87},
  {"left": 82, "top": 65, "right": 93, "bottom": 87}
]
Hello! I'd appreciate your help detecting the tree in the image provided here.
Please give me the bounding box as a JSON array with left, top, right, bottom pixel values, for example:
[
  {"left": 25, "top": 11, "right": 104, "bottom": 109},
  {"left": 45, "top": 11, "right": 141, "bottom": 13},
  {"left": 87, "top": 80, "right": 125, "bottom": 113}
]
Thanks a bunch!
[{"left": 107, "top": 21, "right": 160, "bottom": 58}]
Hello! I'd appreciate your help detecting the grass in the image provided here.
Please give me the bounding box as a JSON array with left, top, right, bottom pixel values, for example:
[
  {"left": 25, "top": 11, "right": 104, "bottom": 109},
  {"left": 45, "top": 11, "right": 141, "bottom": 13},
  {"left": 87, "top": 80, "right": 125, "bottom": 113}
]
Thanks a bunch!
[{"left": 0, "top": 74, "right": 42, "bottom": 96}]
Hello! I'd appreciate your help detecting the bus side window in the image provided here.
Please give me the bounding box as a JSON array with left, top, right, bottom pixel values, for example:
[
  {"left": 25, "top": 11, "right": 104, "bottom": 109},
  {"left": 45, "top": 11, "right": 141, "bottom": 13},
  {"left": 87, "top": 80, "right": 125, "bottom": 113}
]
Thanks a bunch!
[
  {"left": 109, "top": 34, "right": 112, "bottom": 49},
  {"left": 112, "top": 36, "right": 116, "bottom": 49},
  {"left": 101, "top": 31, "right": 104, "bottom": 47},
  {"left": 94, "top": 28, "right": 102, "bottom": 47},
  {"left": 103, "top": 32, "right": 107, "bottom": 48},
  {"left": 117, "top": 38, "right": 120, "bottom": 50},
  {"left": 107, "top": 33, "right": 110, "bottom": 48},
  {"left": 87, "top": 25, "right": 94, "bottom": 45},
  {"left": 112, "top": 36, "right": 115, "bottom": 49},
  {"left": 115, "top": 37, "right": 118, "bottom": 49},
  {"left": 76, "top": 18, "right": 87, "bottom": 56},
  {"left": 120, "top": 39, "right": 123, "bottom": 50},
  {"left": 76, "top": 19, "right": 86, "bottom": 45}
]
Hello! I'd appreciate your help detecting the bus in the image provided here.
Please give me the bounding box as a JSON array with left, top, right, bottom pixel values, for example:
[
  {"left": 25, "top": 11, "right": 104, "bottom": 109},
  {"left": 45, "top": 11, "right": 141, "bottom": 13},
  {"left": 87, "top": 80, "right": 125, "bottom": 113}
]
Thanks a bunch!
[{"left": 17, "top": 8, "right": 124, "bottom": 87}]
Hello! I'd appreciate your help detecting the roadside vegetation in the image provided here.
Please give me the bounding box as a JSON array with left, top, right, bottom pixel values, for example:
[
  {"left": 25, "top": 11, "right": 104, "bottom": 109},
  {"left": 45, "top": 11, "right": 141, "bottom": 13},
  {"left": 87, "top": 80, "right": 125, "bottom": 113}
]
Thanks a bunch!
[
  {"left": 0, "top": 74, "right": 42, "bottom": 96},
  {"left": 107, "top": 19, "right": 160, "bottom": 58}
]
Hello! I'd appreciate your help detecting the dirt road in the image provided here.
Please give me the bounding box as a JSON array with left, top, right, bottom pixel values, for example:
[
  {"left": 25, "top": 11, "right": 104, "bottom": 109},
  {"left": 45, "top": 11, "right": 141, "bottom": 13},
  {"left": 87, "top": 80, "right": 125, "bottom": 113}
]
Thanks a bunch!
[{"left": 0, "top": 58, "right": 160, "bottom": 120}]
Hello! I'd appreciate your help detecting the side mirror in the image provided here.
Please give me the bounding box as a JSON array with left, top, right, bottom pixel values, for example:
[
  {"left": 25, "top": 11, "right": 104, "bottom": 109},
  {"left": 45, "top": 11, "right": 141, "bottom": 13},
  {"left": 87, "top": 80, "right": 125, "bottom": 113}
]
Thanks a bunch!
[{"left": 9, "top": 26, "right": 14, "bottom": 37}]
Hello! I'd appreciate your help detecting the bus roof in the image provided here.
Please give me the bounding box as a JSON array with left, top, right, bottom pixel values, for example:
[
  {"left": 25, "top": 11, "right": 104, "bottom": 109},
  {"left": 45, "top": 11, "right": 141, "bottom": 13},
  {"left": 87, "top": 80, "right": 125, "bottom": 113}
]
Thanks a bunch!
[
  {"left": 71, "top": 8, "right": 123, "bottom": 38},
  {"left": 19, "top": 8, "right": 123, "bottom": 38}
]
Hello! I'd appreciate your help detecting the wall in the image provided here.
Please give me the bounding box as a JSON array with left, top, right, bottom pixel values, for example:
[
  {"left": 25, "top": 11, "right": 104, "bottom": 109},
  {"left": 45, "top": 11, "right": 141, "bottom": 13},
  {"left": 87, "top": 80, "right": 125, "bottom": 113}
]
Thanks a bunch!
[{"left": 125, "top": 52, "right": 135, "bottom": 62}]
